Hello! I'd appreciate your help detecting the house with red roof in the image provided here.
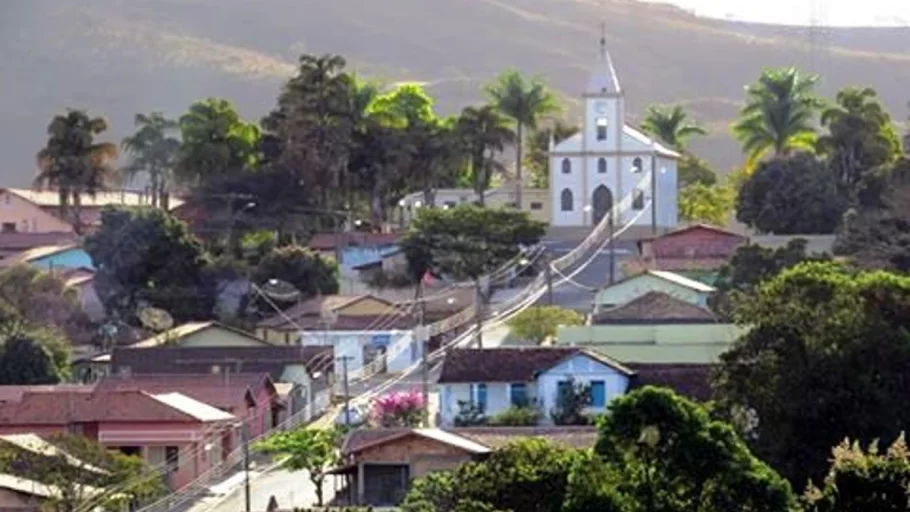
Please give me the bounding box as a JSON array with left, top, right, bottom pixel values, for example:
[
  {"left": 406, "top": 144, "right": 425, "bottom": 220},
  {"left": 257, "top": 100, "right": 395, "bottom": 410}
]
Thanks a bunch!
[
  {"left": 625, "top": 224, "right": 748, "bottom": 284},
  {"left": 0, "top": 387, "right": 236, "bottom": 490}
]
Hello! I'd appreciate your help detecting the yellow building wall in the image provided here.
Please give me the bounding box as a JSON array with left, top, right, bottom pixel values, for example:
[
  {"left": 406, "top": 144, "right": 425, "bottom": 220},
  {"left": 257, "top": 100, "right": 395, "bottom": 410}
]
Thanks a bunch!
[
  {"left": 174, "top": 328, "right": 268, "bottom": 348},
  {"left": 486, "top": 188, "right": 551, "bottom": 224},
  {"left": 337, "top": 297, "right": 397, "bottom": 316},
  {"left": 0, "top": 191, "right": 73, "bottom": 233}
]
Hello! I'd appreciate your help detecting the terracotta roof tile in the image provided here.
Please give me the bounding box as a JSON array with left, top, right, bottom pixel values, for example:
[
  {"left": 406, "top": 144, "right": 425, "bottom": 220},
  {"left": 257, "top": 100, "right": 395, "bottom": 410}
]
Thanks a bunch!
[
  {"left": 627, "top": 363, "right": 715, "bottom": 402},
  {"left": 96, "top": 373, "right": 276, "bottom": 410},
  {"left": 292, "top": 314, "right": 418, "bottom": 331},
  {"left": 592, "top": 291, "right": 718, "bottom": 324},
  {"left": 0, "top": 232, "right": 76, "bottom": 256},
  {"left": 438, "top": 347, "right": 632, "bottom": 384}
]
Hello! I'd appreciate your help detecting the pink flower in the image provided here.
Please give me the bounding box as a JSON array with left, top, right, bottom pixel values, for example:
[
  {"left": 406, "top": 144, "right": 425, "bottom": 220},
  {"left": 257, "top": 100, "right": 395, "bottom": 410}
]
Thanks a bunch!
[{"left": 371, "top": 389, "right": 425, "bottom": 427}]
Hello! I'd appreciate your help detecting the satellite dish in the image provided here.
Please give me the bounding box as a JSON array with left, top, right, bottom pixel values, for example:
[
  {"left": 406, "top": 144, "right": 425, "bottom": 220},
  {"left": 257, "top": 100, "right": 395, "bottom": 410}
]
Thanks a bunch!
[
  {"left": 320, "top": 307, "right": 338, "bottom": 326},
  {"left": 137, "top": 307, "right": 175, "bottom": 332},
  {"left": 259, "top": 278, "right": 301, "bottom": 302}
]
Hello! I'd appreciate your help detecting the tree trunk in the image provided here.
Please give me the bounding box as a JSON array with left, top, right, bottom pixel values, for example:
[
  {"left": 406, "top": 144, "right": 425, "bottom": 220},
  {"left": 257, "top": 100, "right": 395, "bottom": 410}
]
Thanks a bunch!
[
  {"left": 149, "top": 168, "right": 160, "bottom": 208},
  {"left": 71, "top": 191, "right": 83, "bottom": 235},
  {"left": 515, "top": 123, "right": 524, "bottom": 210},
  {"left": 312, "top": 475, "right": 324, "bottom": 507},
  {"left": 370, "top": 180, "right": 383, "bottom": 227},
  {"left": 57, "top": 189, "right": 69, "bottom": 226}
]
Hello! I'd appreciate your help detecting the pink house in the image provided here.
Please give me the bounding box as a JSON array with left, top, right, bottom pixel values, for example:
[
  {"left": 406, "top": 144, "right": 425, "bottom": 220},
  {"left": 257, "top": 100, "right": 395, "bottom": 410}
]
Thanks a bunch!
[
  {"left": 96, "top": 373, "right": 283, "bottom": 440},
  {"left": 0, "top": 387, "right": 236, "bottom": 490}
]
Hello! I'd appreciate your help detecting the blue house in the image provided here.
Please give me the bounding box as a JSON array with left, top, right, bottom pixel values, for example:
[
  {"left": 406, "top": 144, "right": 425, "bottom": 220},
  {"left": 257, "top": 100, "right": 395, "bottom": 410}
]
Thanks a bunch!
[
  {"left": 308, "top": 232, "right": 402, "bottom": 273},
  {"left": 1, "top": 244, "right": 94, "bottom": 271},
  {"left": 436, "top": 347, "right": 634, "bottom": 427}
]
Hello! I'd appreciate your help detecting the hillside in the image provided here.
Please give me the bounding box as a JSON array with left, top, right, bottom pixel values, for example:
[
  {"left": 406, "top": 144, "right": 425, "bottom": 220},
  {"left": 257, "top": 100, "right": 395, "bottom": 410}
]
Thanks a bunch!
[{"left": 2, "top": 0, "right": 910, "bottom": 185}]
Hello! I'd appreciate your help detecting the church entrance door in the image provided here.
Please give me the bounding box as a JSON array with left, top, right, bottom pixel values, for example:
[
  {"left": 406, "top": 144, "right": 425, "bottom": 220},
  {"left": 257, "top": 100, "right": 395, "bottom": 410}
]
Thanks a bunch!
[{"left": 592, "top": 185, "right": 613, "bottom": 225}]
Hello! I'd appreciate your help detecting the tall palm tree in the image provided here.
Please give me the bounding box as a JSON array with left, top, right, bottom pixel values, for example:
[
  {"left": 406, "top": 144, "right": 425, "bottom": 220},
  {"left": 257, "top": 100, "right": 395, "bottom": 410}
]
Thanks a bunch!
[
  {"left": 485, "top": 71, "right": 559, "bottom": 209},
  {"left": 121, "top": 112, "right": 180, "bottom": 209},
  {"left": 641, "top": 104, "right": 707, "bottom": 150},
  {"left": 35, "top": 110, "right": 119, "bottom": 233},
  {"left": 456, "top": 105, "right": 515, "bottom": 207},
  {"left": 732, "top": 67, "right": 824, "bottom": 167}
]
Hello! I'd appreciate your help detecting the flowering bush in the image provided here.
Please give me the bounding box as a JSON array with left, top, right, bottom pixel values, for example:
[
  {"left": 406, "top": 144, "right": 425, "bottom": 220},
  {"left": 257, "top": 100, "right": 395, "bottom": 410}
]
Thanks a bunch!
[{"left": 371, "top": 389, "right": 425, "bottom": 427}]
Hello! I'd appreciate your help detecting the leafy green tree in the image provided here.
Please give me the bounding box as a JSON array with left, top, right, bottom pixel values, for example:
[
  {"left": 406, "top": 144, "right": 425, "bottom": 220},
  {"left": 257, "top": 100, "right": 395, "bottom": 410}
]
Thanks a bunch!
[
  {"left": 401, "top": 439, "right": 579, "bottom": 512},
  {"left": 85, "top": 207, "right": 214, "bottom": 323},
  {"left": 486, "top": 70, "right": 560, "bottom": 209},
  {"left": 834, "top": 158, "right": 910, "bottom": 272},
  {"left": 678, "top": 182, "right": 734, "bottom": 225},
  {"left": 35, "top": 109, "right": 119, "bottom": 233},
  {"left": 677, "top": 154, "right": 718, "bottom": 187},
  {"left": 714, "top": 262, "right": 910, "bottom": 485},
  {"left": 262, "top": 54, "right": 355, "bottom": 210},
  {"left": 525, "top": 120, "right": 578, "bottom": 188},
  {"left": 551, "top": 377, "right": 592, "bottom": 426},
  {"left": 736, "top": 153, "right": 847, "bottom": 234},
  {"left": 0, "top": 433, "right": 165, "bottom": 512},
  {"left": 591, "top": 387, "right": 795, "bottom": 512},
  {"left": 506, "top": 306, "right": 582, "bottom": 345},
  {"left": 641, "top": 104, "right": 707, "bottom": 150},
  {"left": 255, "top": 427, "right": 341, "bottom": 507},
  {"left": 732, "top": 68, "right": 824, "bottom": 166},
  {"left": 121, "top": 112, "right": 181, "bottom": 208},
  {"left": 711, "top": 239, "right": 829, "bottom": 317},
  {"left": 817, "top": 86, "right": 901, "bottom": 195},
  {"left": 252, "top": 245, "right": 339, "bottom": 305},
  {"left": 805, "top": 435, "right": 910, "bottom": 512},
  {"left": 404, "top": 205, "right": 546, "bottom": 287},
  {"left": 176, "top": 98, "right": 261, "bottom": 186},
  {"left": 456, "top": 106, "right": 515, "bottom": 206},
  {"left": 0, "top": 335, "right": 66, "bottom": 385},
  {"left": 0, "top": 264, "right": 90, "bottom": 343}
]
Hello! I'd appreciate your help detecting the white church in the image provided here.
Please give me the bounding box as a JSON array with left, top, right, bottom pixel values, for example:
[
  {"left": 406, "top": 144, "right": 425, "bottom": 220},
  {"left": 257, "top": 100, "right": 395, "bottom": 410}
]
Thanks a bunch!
[{"left": 549, "top": 31, "right": 680, "bottom": 229}]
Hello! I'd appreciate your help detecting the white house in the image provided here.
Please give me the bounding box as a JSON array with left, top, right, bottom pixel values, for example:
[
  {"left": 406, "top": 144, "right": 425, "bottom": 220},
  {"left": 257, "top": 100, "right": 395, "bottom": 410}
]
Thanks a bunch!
[
  {"left": 436, "top": 347, "right": 633, "bottom": 427},
  {"left": 300, "top": 329, "right": 421, "bottom": 380},
  {"left": 550, "top": 28, "right": 680, "bottom": 229}
]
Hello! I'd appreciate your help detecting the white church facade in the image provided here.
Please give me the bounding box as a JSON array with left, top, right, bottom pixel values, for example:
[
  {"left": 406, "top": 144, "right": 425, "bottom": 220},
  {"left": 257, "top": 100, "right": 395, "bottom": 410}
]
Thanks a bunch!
[{"left": 549, "top": 32, "right": 681, "bottom": 229}]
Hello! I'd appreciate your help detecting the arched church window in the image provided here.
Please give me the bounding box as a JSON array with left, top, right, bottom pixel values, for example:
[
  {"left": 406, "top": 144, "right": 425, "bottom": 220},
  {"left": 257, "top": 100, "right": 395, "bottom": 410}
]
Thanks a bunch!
[
  {"left": 632, "top": 189, "right": 645, "bottom": 210},
  {"left": 561, "top": 158, "right": 571, "bottom": 174},
  {"left": 596, "top": 117, "right": 608, "bottom": 141},
  {"left": 560, "top": 188, "right": 574, "bottom": 212},
  {"left": 597, "top": 158, "right": 607, "bottom": 174},
  {"left": 632, "top": 157, "right": 643, "bottom": 173}
]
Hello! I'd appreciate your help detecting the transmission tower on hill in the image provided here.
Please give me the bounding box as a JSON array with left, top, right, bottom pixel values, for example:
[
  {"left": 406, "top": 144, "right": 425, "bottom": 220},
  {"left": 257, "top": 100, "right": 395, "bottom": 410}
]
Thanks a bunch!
[{"left": 807, "top": 0, "right": 831, "bottom": 83}]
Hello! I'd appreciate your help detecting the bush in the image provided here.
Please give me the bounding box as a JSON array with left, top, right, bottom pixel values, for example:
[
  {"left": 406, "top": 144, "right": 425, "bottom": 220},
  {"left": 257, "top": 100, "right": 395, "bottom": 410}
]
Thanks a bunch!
[
  {"left": 454, "top": 401, "right": 487, "bottom": 427},
  {"left": 371, "top": 390, "right": 425, "bottom": 427},
  {"left": 488, "top": 406, "right": 539, "bottom": 426}
]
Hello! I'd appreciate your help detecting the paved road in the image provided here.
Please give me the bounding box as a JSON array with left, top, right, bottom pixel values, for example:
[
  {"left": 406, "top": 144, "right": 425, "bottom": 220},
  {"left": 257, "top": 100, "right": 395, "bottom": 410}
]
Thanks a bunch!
[{"left": 539, "top": 238, "right": 637, "bottom": 311}]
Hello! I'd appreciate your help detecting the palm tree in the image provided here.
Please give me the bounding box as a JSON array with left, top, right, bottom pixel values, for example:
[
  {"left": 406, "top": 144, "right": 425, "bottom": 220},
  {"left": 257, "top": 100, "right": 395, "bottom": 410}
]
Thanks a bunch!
[
  {"left": 485, "top": 71, "right": 559, "bottom": 209},
  {"left": 456, "top": 105, "right": 515, "bottom": 207},
  {"left": 641, "top": 104, "right": 707, "bottom": 150},
  {"left": 732, "top": 67, "right": 824, "bottom": 166},
  {"left": 121, "top": 112, "right": 180, "bottom": 209},
  {"left": 35, "top": 110, "right": 119, "bottom": 233}
]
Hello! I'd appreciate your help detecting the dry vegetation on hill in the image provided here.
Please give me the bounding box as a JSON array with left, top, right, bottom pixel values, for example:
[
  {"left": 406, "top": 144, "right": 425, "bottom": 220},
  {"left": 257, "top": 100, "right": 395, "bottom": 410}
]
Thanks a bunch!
[{"left": 2, "top": 0, "right": 909, "bottom": 183}]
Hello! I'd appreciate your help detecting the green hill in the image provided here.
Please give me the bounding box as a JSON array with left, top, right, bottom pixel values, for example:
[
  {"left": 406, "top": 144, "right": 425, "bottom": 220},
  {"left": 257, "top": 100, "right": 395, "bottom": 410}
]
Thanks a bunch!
[{"left": 3, "top": 0, "right": 909, "bottom": 184}]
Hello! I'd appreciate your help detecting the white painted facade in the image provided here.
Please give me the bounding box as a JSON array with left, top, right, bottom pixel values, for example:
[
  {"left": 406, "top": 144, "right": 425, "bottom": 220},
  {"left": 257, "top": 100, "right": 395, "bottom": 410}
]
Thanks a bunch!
[
  {"left": 299, "top": 329, "right": 420, "bottom": 378},
  {"left": 437, "top": 353, "right": 631, "bottom": 427},
  {"left": 550, "top": 33, "right": 680, "bottom": 229}
]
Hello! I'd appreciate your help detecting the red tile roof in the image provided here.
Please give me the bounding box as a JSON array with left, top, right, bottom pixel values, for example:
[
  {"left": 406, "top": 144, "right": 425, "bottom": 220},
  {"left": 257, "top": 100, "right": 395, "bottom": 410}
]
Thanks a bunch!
[
  {"left": 591, "top": 291, "right": 718, "bottom": 324},
  {"left": 438, "top": 347, "right": 632, "bottom": 384},
  {"left": 627, "top": 363, "right": 715, "bottom": 402},
  {"left": 0, "top": 389, "right": 230, "bottom": 425},
  {"left": 95, "top": 373, "right": 277, "bottom": 410},
  {"left": 0, "top": 232, "right": 77, "bottom": 257}
]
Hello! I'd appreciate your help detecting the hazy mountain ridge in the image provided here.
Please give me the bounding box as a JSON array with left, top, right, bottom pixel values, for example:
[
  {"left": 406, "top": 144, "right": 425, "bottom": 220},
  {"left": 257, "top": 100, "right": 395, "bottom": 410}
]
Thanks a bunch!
[{"left": 2, "top": 0, "right": 909, "bottom": 185}]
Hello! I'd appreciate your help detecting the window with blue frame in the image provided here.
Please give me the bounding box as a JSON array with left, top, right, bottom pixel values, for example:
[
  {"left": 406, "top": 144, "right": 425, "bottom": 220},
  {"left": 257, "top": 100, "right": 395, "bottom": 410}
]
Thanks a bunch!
[
  {"left": 472, "top": 383, "right": 488, "bottom": 412},
  {"left": 590, "top": 380, "right": 606, "bottom": 407},
  {"left": 510, "top": 383, "right": 528, "bottom": 407}
]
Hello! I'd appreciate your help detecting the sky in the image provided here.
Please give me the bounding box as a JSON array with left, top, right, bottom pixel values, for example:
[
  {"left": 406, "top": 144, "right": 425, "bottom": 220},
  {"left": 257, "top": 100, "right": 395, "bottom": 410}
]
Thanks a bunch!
[{"left": 646, "top": 0, "right": 910, "bottom": 26}]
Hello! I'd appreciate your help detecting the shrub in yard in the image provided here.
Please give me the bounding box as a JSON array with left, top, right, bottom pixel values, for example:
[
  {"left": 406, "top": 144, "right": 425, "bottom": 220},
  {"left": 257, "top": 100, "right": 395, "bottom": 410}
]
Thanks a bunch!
[
  {"left": 371, "top": 389, "right": 425, "bottom": 427},
  {"left": 488, "top": 406, "right": 539, "bottom": 426}
]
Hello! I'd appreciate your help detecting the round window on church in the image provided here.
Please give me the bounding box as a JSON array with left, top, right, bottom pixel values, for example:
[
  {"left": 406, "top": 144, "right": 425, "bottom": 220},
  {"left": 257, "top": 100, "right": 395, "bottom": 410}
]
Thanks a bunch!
[
  {"left": 597, "top": 158, "right": 607, "bottom": 174},
  {"left": 561, "top": 158, "right": 571, "bottom": 174},
  {"left": 632, "top": 157, "right": 643, "bottom": 173}
]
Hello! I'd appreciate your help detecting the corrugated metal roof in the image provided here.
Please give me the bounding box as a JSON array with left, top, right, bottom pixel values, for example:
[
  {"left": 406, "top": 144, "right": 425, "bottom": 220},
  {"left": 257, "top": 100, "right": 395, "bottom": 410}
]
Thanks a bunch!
[{"left": 151, "top": 393, "right": 236, "bottom": 423}]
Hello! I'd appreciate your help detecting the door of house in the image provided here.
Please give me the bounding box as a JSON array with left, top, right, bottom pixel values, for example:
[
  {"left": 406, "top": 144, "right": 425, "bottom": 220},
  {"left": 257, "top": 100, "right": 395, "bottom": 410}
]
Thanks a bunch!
[{"left": 592, "top": 185, "right": 614, "bottom": 225}]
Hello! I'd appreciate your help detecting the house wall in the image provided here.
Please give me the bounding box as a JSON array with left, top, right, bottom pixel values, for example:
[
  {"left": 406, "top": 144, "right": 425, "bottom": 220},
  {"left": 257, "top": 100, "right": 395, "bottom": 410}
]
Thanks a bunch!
[
  {"left": 594, "top": 274, "right": 710, "bottom": 309},
  {"left": 174, "top": 329, "right": 268, "bottom": 348},
  {"left": 438, "top": 382, "right": 518, "bottom": 427},
  {"left": 641, "top": 228, "right": 746, "bottom": 259},
  {"left": 0, "top": 192, "right": 73, "bottom": 234},
  {"left": 31, "top": 248, "right": 94, "bottom": 270},
  {"left": 0, "top": 487, "right": 42, "bottom": 510},
  {"left": 353, "top": 435, "right": 474, "bottom": 480},
  {"left": 536, "top": 354, "right": 630, "bottom": 422},
  {"left": 300, "top": 330, "right": 416, "bottom": 379},
  {"left": 557, "top": 323, "right": 745, "bottom": 364}
]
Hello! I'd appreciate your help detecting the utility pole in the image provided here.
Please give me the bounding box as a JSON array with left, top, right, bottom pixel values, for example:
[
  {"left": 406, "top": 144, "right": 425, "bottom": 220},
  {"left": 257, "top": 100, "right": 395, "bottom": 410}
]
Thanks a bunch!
[
  {"left": 242, "top": 422, "right": 251, "bottom": 512},
  {"left": 608, "top": 211, "right": 616, "bottom": 285},
  {"left": 544, "top": 251, "right": 554, "bottom": 306},
  {"left": 418, "top": 287, "right": 430, "bottom": 426},
  {"left": 650, "top": 148, "right": 658, "bottom": 235},
  {"left": 337, "top": 356, "right": 353, "bottom": 426},
  {"left": 474, "top": 279, "right": 484, "bottom": 348}
]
